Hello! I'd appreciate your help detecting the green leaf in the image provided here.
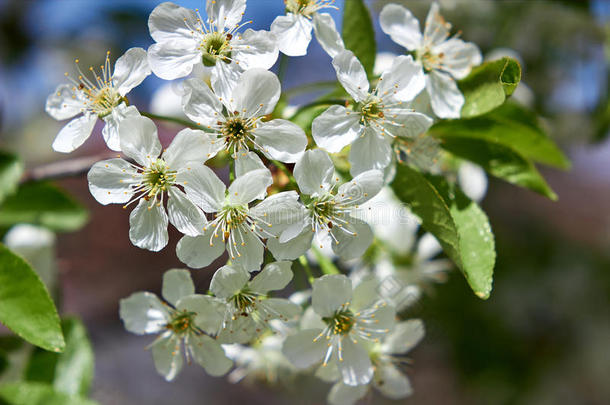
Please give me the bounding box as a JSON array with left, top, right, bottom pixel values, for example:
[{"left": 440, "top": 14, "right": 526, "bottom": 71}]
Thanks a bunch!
[
  {"left": 441, "top": 137, "right": 558, "bottom": 200},
  {"left": 392, "top": 166, "right": 495, "bottom": 299},
  {"left": 342, "top": 0, "right": 376, "bottom": 76},
  {"left": 458, "top": 57, "right": 521, "bottom": 118},
  {"left": 0, "top": 244, "right": 64, "bottom": 352},
  {"left": 430, "top": 103, "right": 570, "bottom": 169},
  {"left": 0, "top": 182, "right": 88, "bottom": 232},
  {"left": 0, "top": 152, "right": 23, "bottom": 205},
  {"left": 0, "top": 382, "right": 98, "bottom": 405},
  {"left": 25, "top": 318, "right": 94, "bottom": 397}
]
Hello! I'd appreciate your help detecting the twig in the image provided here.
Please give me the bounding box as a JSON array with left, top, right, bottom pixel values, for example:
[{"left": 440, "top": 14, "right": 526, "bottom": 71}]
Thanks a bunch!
[{"left": 21, "top": 152, "right": 117, "bottom": 183}]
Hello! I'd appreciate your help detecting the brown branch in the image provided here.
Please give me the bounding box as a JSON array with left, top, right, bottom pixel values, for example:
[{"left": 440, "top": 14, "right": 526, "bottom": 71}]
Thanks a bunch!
[{"left": 21, "top": 152, "right": 118, "bottom": 183}]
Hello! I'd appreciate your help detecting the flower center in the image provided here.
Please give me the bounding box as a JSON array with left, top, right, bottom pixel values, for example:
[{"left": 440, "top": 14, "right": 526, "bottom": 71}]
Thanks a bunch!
[
  {"left": 166, "top": 310, "right": 196, "bottom": 335},
  {"left": 214, "top": 204, "right": 249, "bottom": 240},
  {"left": 142, "top": 159, "right": 176, "bottom": 198},
  {"left": 418, "top": 49, "right": 443, "bottom": 73},
  {"left": 231, "top": 289, "right": 258, "bottom": 316},
  {"left": 286, "top": 0, "right": 334, "bottom": 17},
  {"left": 200, "top": 32, "right": 232, "bottom": 66},
  {"left": 323, "top": 309, "right": 355, "bottom": 335},
  {"left": 221, "top": 117, "right": 254, "bottom": 155},
  {"left": 359, "top": 96, "right": 385, "bottom": 121},
  {"left": 309, "top": 194, "right": 338, "bottom": 228}
]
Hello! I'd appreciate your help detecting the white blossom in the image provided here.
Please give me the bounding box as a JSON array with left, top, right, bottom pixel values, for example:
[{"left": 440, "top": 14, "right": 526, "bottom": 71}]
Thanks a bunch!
[
  {"left": 87, "top": 115, "right": 215, "bottom": 251},
  {"left": 380, "top": 2, "right": 482, "bottom": 118},
  {"left": 270, "top": 0, "right": 344, "bottom": 57},
  {"left": 148, "top": 0, "right": 278, "bottom": 100},
  {"left": 182, "top": 68, "right": 307, "bottom": 163},
  {"left": 268, "top": 149, "right": 383, "bottom": 261},
  {"left": 119, "top": 269, "right": 233, "bottom": 381},
  {"left": 312, "top": 50, "right": 433, "bottom": 176},
  {"left": 282, "top": 274, "right": 396, "bottom": 386},
  {"left": 46, "top": 48, "right": 151, "bottom": 153},
  {"left": 210, "top": 261, "right": 301, "bottom": 344}
]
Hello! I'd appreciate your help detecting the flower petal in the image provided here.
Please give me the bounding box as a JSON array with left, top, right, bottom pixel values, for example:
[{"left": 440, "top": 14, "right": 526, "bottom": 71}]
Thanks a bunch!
[
  {"left": 338, "top": 169, "right": 384, "bottom": 206},
  {"left": 250, "top": 190, "right": 307, "bottom": 237},
  {"left": 228, "top": 168, "right": 272, "bottom": 205},
  {"left": 381, "top": 319, "right": 425, "bottom": 355},
  {"left": 176, "top": 294, "right": 225, "bottom": 335},
  {"left": 151, "top": 333, "right": 183, "bottom": 381},
  {"left": 458, "top": 161, "right": 488, "bottom": 202},
  {"left": 328, "top": 382, "right": 368, "bottom": 405},
  {"left": 176, "top": 230, "right": 226, "bottom": 269},
  {"left": 385, "top": 110, "right": 433, "bottom": 138},
  {"left": 119, "top": 292, "right": 169, "bottom": 335},
  {"left": 271, "top": 14, "right": 312, "bottom": 57},
  {"left": 210, "top": 62, "right": 242, "bottom": 104},
  {"left": 434, "top": 38, "right": 482, "bottom": 80},
  {"left": 210, "top": 265, "right": 249, "bottom": 299},
  {"left": 377, "top": 55, "right": 425, "bottom": 102},
  {"left": 180, "top": 164, "right": 226, "bottom": 212},
  {"left": 379, "top": 3, "right": 422, "bottom": 51},
  {"left": 161, "top": 268, "right": 195, "bottom": 306},
  {"left": 45, "top": 84, "right": 84, "bottom": 121},
  {"left": 253, "top": 119, "right": 307, "bottom": 163},
  {"left": 129, "top": 199, "right": 169, "bottom": 251},
  {"left": 87, "top": 158, "right": 137, "bottom": 205},
  {"left": 119, "top": 116, "right": 162, "bottom": 166},
  {"left": 267, "top": 226, "right": 314, "bottom": 260},
  {"left": 112, "top": 47, "right": 151, "bottom": 96},
  {"left": 312, "top": 105, "right": 362, "bottom": 153},
  {"left": 374, "top": 362, "right": 412, "bottom": 399},
  {"left": 147, "top": 40, "right": 201, "bottom": 80},
  {"left": 312, "top": 274, "right": 352, "bottom": 317},
  {"left": 235, "top": 151, "right": 266, "bottom": 177},
  {"left": 330, "top": 216, "right": 373, "bottom": 261},
  {"left": 282, "top": 329, "right": 327, "bottom": 368},
  {"left": 423, "top": 2, "right": 450, "bottom": 47},
  {"left": 348, "top": 128, "right": 393, "bottom": 176},
  {"left": 149, "top": 2, "right": 199, "bottom": 43},
  {"left": 102, "top": 104, "right": 140, "bottom": 152},
  {"left": 332, "top": 50, "right": 369, "bottom": 102},
  {"left": 206, "top": 0, "right": 246, "bottom": 32},
  {"left": 189, "top": 334, "right": 233, "bottom": 376},
  {"left": 231, "top": 29, "right": 279, "bottom": 71},
  {"left": 232, "top": 68, "right": 280, "bottom": 118},
  {"left": 293, "top": 149, "right": 336, "bottom": 195},
  {"left": 181, "top": 78, "right": 224, "bottom": 127},
  {"left": 313, "top": 13, "right": 345, "bottom": 58},
  {"left": 163, "top": 127, "right": 222, "bottom": 168},
  {"left": 167, "top": 187, "right": 207, "bottom": 237},
  {"left": 259, "top": 298, "right": 302, "bottom": 321},
  {"left": 230, "top": 228, "right": 265, "bottom": 272},
  {"left": 426, "top": 70, "right": 464, "bottom": 119},
  {"left": 217, "top": 314, "right": 256, "bottom": 344},
  {"left": 52, "top": 114, "right": 97, "bottom": 153},
  {"left": 337, "top": 338, "right": 373, "bottom": 386},
  {"left": 249, "top": 261, "right": 293, "bottom": 294}
]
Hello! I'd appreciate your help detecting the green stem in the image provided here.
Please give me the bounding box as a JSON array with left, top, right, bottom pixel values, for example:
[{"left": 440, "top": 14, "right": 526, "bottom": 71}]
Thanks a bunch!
[
  {"left": 312, "top": 246, "right": 340, "bottom": 275},
  {"left": 141, "top": 111, "right": 209, "bottom": 131},
  {"left": 298, "top": 255, "right": 315, "bottom": 285},
  {"left": 277, "top": 54, "right": 289, "bottom": 84}
]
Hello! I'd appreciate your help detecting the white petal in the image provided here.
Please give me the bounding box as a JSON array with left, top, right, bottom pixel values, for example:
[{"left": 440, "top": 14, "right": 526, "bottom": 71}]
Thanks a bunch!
[
  {"left": 373, "top": 52, "right": 398, "bottom": 76},
  {"left": 52, "top": 114, "right": 97, "bottom": 153},
  {"left": 129, "top": 199, "right": 169, "bottom": 251},
  {"left": 458, "top": 161, "right": 488, "bottom": 202},
  {"left": 381, "top": 319, "right": 425, "bottom": 355},
  {"left": 426, "top": 70, "right": 464, "bottom": 119},
  {"left": 119, "top": 292, "right": 169, "bottom": 335},
  {"left": 45, "top": 84, "right": 84, "bottom": 121},
  {"left": 338, "top": 170, "right": 384, "bottom": 206},
  {"left": 112, "top": 47, "right": 151, "bottom": 96},
  {"left": 249, "top": 261, "right": 293, "bottom": 294},
  {"left": 416, "top": 232, "right": 443, "bottom": 261},
  {"left": 254, "top": 119, "right": 307, "bottom": 163},
  {"left": 176, "top": 229, "right": 226, "bottom": 269},
  {"left": 232, "top": 68, "right": 280, "bottom": 118},
  {"left": 206, "top": 0, "right": 246, "bottom": 32},
  {"left": 235, "top": 151, "right": 266, "bottom": 177},
  {"left": 348, "top": 128, "right": 393, "bottom": 176},
  {"left": 300, "top": 306, "right": 325, "bottom": 330},
  {"left": 312, "top": 274, "right": 352, "bottom": 317},
  {"left": 210, "top": 62, "right": 242, "bottom": 104},
  {"left": 250, "top": 191, "right": 306, "bottom": 237},
  {"left": 385, "top": 110, "right": 433, "bottom": 138},
  {"left": 230, "top": 228, "right": 265, "bottom": 271},
  {"left": 313, "top": 13, "right": 345, "bottom": 58},
  {"left": 379, "top": 4, "right": 422, "bottom": 51},
  {"left": 423, "top": 2, "right": 450, "bottom": 47},
  {"left": 359, "top": 305, "right": 396, "bottom": 341},
  {"left": 189, "top": 334, "right": 233, "bottom": 376},
  {"left": 161, "top": 268, "right": 195, "bottom": 306},
  {"left": 118, "top": 116, "right": 162, "bottom": 166},
  {"left": 210, "top": 265, "right": 249, "bottom": 299},
  {"left": 328, "top": 382, "right": 368, "bottom": 405},
  {"left": 315, "top": 361, "right": 340, "bottom": 383},
  {"left": 102, "top": 104, "right": 140, "bottom": 152},
  {"left": 217, "top": 314, "right": 256, "bottom": 344},
  {"left": 351, "top": 276, "right": 381, "bottom": 312},
  {"left": 259, "top": 298, "right": 301, "bottom": 321},
  {"left": 330, "top": 216, "right": 373, "bottom": 261},
  {"left": 163, "top": 127, "right": 222, "bottom": 168},
  {"left": 231, "top": 29, "right": 279, "bottom": 71},
  {"left": 282, "top": 329, "right": 326, "bottom": 368},
  {"left": 374, "top": 362, "right": 412, "bottom": 399},
  {"left": 293, "top": 149, "right": 335, "bottom": 197},
  {"left": 149, "top": 2, "right": 199, "bottom": 43},
  {"left": 332, "top": 50, "right": 369, "bottom": 102},
  {"left": 180, "top": 164, "right": 226, "bottom": 213},
  {"left": 147, "top": 41, "right": 201, "bottom": 80},
  {"left": 181, "top": 78, "right": 224, "bottom": 127},
  {"left": 150, "top": 81, "right": 184, "bottom": 117},
  {"left": 228, "top": 169, "right": 272, "bottom": 205},
  {"left": 377, "top": 55, "right": 425, "bottom": 102},
  {"left": 267, "top": 226, "right": 314, "bottom": 261},
  {"left": 151, "top": 334, "right": 183, "bottom": 381},
  {"left": 312, "top": 105, "right": 362, "bottom": 153},
  {"left": 87, "top": 158, "right": 137, "bottom": 205},
  {"left": 176, "top": 294, "right": 225, "bottom": 335},
  {"left": 271, "top": 14, "right": 312, "bottom": 57},
  {"left": 434, "top": 38, "right": 482, "bottom": 80},
  {"left": 338, "top": 338, "right": 373, "bottom": 386},
  {"left": 167, "top": 187, "right": 208, "bottom": 237}
]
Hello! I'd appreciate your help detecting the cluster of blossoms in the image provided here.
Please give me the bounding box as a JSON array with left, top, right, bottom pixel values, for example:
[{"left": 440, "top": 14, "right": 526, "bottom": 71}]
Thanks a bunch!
[{"left": 46, "top": 0, "right": 484, "bottom": 403}]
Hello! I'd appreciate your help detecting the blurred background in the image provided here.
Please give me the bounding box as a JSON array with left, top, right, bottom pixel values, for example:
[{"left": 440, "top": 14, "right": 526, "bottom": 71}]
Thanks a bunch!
[{"left": 0, "top": 0, "right": 609, "bottom": 404}]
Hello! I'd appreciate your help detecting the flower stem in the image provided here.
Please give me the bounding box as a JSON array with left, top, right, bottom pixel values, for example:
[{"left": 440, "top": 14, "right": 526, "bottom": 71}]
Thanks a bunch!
[
  {"left": 298, "top": 255, "right": 315, "bottom": 285},
  {"left": 141, "top": 111, "right": 210, "bottom": 131}
]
